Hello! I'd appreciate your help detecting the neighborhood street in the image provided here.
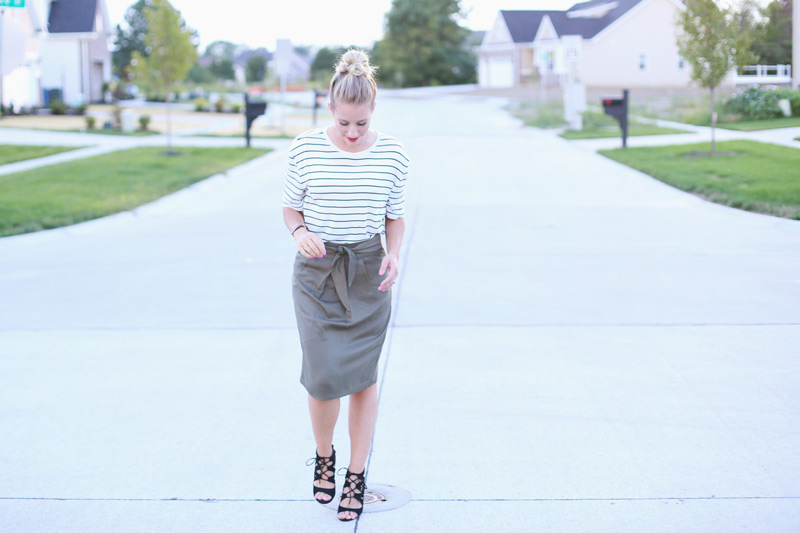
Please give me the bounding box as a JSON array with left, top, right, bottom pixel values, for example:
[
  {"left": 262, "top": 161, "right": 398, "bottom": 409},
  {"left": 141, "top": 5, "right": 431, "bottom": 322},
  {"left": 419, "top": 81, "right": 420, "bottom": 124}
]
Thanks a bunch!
[{"left": 1, "top": 91, "right": 799, "bottom": 532}]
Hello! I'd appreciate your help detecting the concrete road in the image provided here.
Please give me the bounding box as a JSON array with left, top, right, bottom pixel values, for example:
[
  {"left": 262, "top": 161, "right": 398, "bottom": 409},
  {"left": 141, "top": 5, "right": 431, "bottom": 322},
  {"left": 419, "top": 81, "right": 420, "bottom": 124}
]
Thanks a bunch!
[{"left": 1, "top": 93, "right": 799, "bottom": 532}]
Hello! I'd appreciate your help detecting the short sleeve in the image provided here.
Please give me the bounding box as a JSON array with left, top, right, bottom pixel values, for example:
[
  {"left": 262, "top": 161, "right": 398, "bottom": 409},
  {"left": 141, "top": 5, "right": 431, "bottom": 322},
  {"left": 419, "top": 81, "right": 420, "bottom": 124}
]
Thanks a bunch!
[
  {"left": 282, "top": 140, "right": 306, "bottom": 210},
  {"left": 385, "top": 145, "right": 409, "bottom": 220}
]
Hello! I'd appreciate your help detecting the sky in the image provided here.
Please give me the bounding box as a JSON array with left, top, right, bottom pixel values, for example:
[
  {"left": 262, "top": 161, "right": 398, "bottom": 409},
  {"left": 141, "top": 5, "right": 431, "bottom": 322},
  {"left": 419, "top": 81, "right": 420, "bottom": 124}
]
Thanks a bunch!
[{"left": 104, "top": 0, "right": 579, "bottom": 52}]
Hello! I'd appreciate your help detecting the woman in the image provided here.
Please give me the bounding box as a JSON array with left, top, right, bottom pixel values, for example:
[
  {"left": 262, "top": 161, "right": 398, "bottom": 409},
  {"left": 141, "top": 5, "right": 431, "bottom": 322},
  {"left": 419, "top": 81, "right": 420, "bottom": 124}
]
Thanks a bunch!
[{"left": 281, "top": 49, "right": 408, "bottom": 522}]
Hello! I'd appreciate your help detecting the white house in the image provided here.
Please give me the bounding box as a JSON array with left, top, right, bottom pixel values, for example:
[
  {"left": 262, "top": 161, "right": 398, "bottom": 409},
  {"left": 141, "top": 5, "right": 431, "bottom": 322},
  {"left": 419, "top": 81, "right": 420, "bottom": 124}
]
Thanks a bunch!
[
  {"left": 0, "top": 0, "right": 112, "bottom": 110},
  {"left": 478, "top": 0, "right": 693, "bottom": 88},
  {"left": 40, "top": 0, "right": 113, "bottom": 105}
]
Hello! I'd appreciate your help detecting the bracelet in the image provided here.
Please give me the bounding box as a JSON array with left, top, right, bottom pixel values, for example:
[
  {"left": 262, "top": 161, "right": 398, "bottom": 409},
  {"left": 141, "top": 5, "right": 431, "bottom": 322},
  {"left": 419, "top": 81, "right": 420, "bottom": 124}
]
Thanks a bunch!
[{"left": 290, "top": 223, "right": 307, "bottom": 237}]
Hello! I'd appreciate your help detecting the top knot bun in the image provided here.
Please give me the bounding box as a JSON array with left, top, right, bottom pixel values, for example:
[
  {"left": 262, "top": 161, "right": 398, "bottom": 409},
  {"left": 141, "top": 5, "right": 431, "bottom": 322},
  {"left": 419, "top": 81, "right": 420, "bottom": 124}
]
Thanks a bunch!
[
  {"left": 329, "top": 49, "right": 379, "bottom": 108},
  {"left": 335, "top": 50, "right": 376, "bottom": 79}
]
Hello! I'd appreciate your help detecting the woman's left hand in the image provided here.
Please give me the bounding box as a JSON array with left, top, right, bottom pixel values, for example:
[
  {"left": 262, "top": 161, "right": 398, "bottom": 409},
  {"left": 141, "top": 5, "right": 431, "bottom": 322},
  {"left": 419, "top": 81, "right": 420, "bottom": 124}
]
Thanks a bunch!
[{"left": 378, "top": 253, "right": 399, "bottom": 292}]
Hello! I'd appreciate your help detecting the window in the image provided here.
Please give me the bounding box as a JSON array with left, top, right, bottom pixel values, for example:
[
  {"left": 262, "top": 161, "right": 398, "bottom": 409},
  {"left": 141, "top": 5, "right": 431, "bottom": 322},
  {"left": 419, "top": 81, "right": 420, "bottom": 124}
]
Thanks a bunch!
[
  {"left": 638, "top": 51, "right": 648, "bottom": 71},
  {"left": 678, "top": 55, "right": 685, "bottom": 70}
]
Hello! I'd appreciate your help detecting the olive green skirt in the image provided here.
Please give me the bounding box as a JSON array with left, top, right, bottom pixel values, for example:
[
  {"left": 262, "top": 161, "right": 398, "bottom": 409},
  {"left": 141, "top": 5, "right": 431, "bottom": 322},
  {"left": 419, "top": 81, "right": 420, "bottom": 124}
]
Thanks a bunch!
[{"left": 292, "top": 234, "right": 391, "bottom": 401}]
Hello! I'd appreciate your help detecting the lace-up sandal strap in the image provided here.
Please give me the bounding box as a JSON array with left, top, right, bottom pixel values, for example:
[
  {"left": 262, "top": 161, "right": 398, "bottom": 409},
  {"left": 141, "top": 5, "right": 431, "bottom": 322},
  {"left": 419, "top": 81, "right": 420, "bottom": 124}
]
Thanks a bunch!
[
  {"left": 307, "top": 446, "right": 336, "bottom": 503},
  {"left": 337, "top": 469, "right": 366, "bottom": 521}
]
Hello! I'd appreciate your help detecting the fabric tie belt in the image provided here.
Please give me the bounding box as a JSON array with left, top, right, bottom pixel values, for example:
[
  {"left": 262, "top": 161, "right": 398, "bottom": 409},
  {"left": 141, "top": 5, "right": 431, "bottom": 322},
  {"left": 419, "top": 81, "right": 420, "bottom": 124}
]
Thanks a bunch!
[{"left": 315, "top": 236, "right": 383, "bottom": 319}]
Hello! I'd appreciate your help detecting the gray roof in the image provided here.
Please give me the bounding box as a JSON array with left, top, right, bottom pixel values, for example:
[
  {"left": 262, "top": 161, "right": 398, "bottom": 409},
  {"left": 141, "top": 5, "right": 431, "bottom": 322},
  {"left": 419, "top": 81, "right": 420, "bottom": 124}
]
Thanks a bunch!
[
  {"left": 48, "top": 0, "right": 98, "bottom": 34},
  {"left": 500, "top": 0, "right": 644, "bottom": 43}
]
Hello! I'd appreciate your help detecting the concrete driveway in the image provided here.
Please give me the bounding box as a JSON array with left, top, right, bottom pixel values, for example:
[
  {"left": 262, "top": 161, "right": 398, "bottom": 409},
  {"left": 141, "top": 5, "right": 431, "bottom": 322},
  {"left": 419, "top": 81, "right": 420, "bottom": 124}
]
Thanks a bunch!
[{"left": 1, "top": 92, "right": 799, "bottom": 532}]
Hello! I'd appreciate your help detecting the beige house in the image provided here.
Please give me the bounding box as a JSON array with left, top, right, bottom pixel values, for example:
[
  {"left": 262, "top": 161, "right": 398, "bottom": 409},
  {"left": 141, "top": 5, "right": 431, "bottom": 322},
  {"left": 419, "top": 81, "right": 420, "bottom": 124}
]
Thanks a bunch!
[{"left": 478, "top": 0, "right": 692, "bottom": 88}]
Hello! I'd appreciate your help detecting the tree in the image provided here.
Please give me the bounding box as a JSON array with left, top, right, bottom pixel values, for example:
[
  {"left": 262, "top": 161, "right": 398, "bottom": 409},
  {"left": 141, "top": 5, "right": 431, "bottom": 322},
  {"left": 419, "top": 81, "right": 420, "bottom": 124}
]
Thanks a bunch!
[
  {"left": 132, "top": 0, "right": 197, "bottom": 154},
  {"left": 203, "top": 40, "right": 237, "bottom": 61},
  {"left": 311, "top": 46, "right": 343, "bottom": 81},
  {"left": 246, "top": 55, "right": 268, "bottom": 83},
  {"left": 373, "top": 0, "right": 476, "bottom": 87},
  {"left": 209, "top": 58, "right": 236, "bottom": 80},
  {"left": 187, "top": 62, "right": 215, "bottom": 84},
  {"left": 677, "top": 0, "right": 754, "bottom": 154},
  {"left": 112, "top": 0, "right": 151, "bottom": 96},
  {"left": 751, "top": 0, "right": 792, "bottom": 65}
]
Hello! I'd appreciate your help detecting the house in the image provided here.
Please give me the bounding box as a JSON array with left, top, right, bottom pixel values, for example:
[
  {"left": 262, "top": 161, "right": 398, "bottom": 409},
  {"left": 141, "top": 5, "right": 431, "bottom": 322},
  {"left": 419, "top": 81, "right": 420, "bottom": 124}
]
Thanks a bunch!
[
  {"left": 0, "top": 0, "right": 112, "bottom": 110},
  {"left": 269, "top": 42, "right": 311, "bottom": 84},
  {"left": 40, "top": 0, "right": 113, "bottom": 105},
  {"left": 477, "top": 0, "right": 692, "bottom": 88}
]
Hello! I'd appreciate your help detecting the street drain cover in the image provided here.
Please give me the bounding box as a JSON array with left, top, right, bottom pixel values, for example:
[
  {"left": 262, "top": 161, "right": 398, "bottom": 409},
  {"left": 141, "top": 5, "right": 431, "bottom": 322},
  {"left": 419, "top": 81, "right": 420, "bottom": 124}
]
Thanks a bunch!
[{"left": 324, "top": 483, "right": 412, "bottom": 513}]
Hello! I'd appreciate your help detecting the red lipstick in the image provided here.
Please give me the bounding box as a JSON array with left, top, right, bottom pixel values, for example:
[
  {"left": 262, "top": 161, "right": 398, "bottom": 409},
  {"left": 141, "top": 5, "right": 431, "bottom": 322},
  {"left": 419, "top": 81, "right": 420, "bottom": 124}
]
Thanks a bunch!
[{"left": 347, "top": 137, "right": 358, "bottom": 142}]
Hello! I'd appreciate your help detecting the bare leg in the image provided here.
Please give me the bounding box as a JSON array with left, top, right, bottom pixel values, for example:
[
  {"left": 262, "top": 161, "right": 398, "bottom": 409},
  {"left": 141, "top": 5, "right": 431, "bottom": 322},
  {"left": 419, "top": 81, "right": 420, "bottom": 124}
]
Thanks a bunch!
[
  {"left": 339, "top": 384, "right": 378, "bottom": 520},
  {"left": 308, "top": 395, "right": 340, "bottom": 501}
]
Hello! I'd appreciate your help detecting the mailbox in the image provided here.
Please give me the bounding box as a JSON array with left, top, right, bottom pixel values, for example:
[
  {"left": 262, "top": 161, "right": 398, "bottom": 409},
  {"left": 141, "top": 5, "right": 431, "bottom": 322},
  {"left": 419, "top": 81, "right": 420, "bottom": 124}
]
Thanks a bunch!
[
  {"left": 244, "top": 93, "right": 268, "bottom": 147},
  {"left": 602, "top": 89, "right": 629, "bottom": 148},
  {"left": 312, "top": 89, "right": 329, "bottom": 126}
]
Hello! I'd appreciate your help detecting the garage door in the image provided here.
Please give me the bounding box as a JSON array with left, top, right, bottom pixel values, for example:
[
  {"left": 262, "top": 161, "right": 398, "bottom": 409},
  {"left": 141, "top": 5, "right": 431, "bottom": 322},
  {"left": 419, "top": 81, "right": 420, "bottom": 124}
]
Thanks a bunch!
[{"left": 487, "top": 57, "right": 514, "bottom": 88}]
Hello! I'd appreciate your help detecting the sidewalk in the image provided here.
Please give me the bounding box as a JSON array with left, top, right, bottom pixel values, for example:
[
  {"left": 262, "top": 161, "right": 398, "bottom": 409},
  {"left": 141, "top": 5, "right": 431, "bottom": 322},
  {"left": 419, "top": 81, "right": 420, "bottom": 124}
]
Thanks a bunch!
[{"left": 1, "top": 93, "right": 799, "bottom": 532}]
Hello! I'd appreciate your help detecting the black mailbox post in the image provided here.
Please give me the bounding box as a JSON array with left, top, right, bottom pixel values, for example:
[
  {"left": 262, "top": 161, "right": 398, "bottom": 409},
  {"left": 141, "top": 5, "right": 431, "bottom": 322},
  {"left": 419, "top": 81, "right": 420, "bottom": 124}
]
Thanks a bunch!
[
  {"left": 602, "top": 88, "right": 629, "bottom": 148},
  {"left": 312, "top": 89, "right": 329, "bottom": 127},
  {"left": 244, "top": 93, "right": 267, "bottom": 147}
]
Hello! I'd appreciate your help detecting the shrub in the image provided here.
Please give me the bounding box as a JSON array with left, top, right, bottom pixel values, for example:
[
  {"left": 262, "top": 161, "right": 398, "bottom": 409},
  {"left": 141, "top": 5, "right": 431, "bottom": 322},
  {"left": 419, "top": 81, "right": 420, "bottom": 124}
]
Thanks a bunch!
[
  {"left": 75, "top": 104, "right": 88, "bottom": 116},
  {"left": 581, "top": 110, "right": 618, "bottom": 129},
  {"left": 85, "top": 116, "right": 96, "bottom": 129},
  {"left": 774, "top": 88, "right": 800, "bottom": 117},
  {"left": 139, "top": 115, "right": 151, "bottom": 131},
  {"left": 214, "top": 96, "right": 227, "bottom": 113},
  {"left": 49, "top": 100, "right": 68, "bottom": 115},
  {"left": 723, "top": 86, "right": 783, "bottom": 120},
  {"left": 231, "top": 103, "right": 242, "bottom": 114},
  {"left": 194, "top": 98, "right": 209, "bottom": 112}
]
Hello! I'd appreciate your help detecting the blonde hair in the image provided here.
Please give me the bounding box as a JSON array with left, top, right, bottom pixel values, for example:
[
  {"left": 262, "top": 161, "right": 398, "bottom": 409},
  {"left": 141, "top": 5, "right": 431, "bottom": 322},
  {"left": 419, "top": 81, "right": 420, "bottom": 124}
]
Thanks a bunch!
[{"left": 329, "top": 49, "right": 378, "bottom": 109}]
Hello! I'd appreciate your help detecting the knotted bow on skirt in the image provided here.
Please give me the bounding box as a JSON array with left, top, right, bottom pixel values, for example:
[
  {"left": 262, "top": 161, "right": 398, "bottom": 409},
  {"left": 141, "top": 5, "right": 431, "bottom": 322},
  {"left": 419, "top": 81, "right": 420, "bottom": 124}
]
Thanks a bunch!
[{"left": 292, "top": 234, "right": 391, "bottom": 401}]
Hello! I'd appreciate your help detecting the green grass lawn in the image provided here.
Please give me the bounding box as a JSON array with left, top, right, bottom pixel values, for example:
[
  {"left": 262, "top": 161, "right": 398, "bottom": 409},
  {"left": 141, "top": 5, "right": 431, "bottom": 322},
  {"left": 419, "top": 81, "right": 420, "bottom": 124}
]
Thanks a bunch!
[
  {"left": 0, "top": 146, "right": 270, "bottom": 237},
  {"left": 560, "top": 122, "right": 690, "bottom": 139},
  {"left": 598, "top": 140, "right": 800, "bottom": 220},
  {"left": 0, "top": 145, "right": 83, "bottom": 165},
  {"left": 715, "top": 116, "right": 800, "bottom": 131}
]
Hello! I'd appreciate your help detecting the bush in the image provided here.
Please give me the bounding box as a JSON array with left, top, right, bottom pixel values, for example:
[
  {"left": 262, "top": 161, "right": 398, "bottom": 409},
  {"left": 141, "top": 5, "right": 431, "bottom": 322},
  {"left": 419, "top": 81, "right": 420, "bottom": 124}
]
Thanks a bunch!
[
  {"left": 231, "top": 103, "right": 242, "bottom": 114},
  {"left": 75, "top": 104, "right": 88, "bottom": 116},
  {"left": 774, "top": 88, "right": 800, "bottom": 117},
  {"left": 49, "top": 100, "right": 68, "bottom": 115},
  {"left": 194, "top": 98, "right": 209, "bottom": 112},
  {"left": 85, "top": 116, "right": 96, "bottom": 129},
  {"left": 138, "top": 115, "right": 151, "bottom": 131},
  {"left": 723, "top": 86, "right": 783, "bottom": 120},
  {"left": 581, "top": 110, "right": 618, "bottom": 129},
  {"left": 214, "top": 96, "right": 227, "bottom": 113}
]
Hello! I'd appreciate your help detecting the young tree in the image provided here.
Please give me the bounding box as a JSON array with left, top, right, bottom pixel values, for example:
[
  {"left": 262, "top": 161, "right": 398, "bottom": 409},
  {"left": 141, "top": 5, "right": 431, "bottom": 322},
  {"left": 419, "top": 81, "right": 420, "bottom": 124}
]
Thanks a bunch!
[
  {"left": 132, "top": 0, "right": 197, "bottom": 154},
  {"left": 373, "top": 0, "right": 476, "bottom": 87},
  {"left": 677, "top": 0, "right": 754, "bottom": 154}
]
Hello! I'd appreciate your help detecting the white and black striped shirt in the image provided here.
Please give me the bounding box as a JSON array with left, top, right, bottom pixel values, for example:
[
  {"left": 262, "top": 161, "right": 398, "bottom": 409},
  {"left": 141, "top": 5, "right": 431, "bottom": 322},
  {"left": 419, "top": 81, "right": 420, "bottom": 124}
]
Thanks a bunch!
[{"left": 282, "top": 128, "right": 409, "bottom": 244}]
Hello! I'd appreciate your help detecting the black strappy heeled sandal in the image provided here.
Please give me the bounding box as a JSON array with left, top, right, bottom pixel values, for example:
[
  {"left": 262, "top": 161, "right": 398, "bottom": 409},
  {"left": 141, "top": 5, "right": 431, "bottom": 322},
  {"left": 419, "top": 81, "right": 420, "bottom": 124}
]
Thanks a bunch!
[
  {"left": 306, "top": 446, "right": 336, "bottom": 504},
  {"left": 337, "top": 469, "right": 366, "bottom": 521}
]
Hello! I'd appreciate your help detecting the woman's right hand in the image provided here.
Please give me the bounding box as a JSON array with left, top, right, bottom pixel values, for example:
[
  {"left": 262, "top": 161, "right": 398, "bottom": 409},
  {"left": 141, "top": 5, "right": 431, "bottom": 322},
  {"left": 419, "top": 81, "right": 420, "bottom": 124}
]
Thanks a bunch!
[{"left": 295, "top": 229, "right": 326, "bottom": 259}]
